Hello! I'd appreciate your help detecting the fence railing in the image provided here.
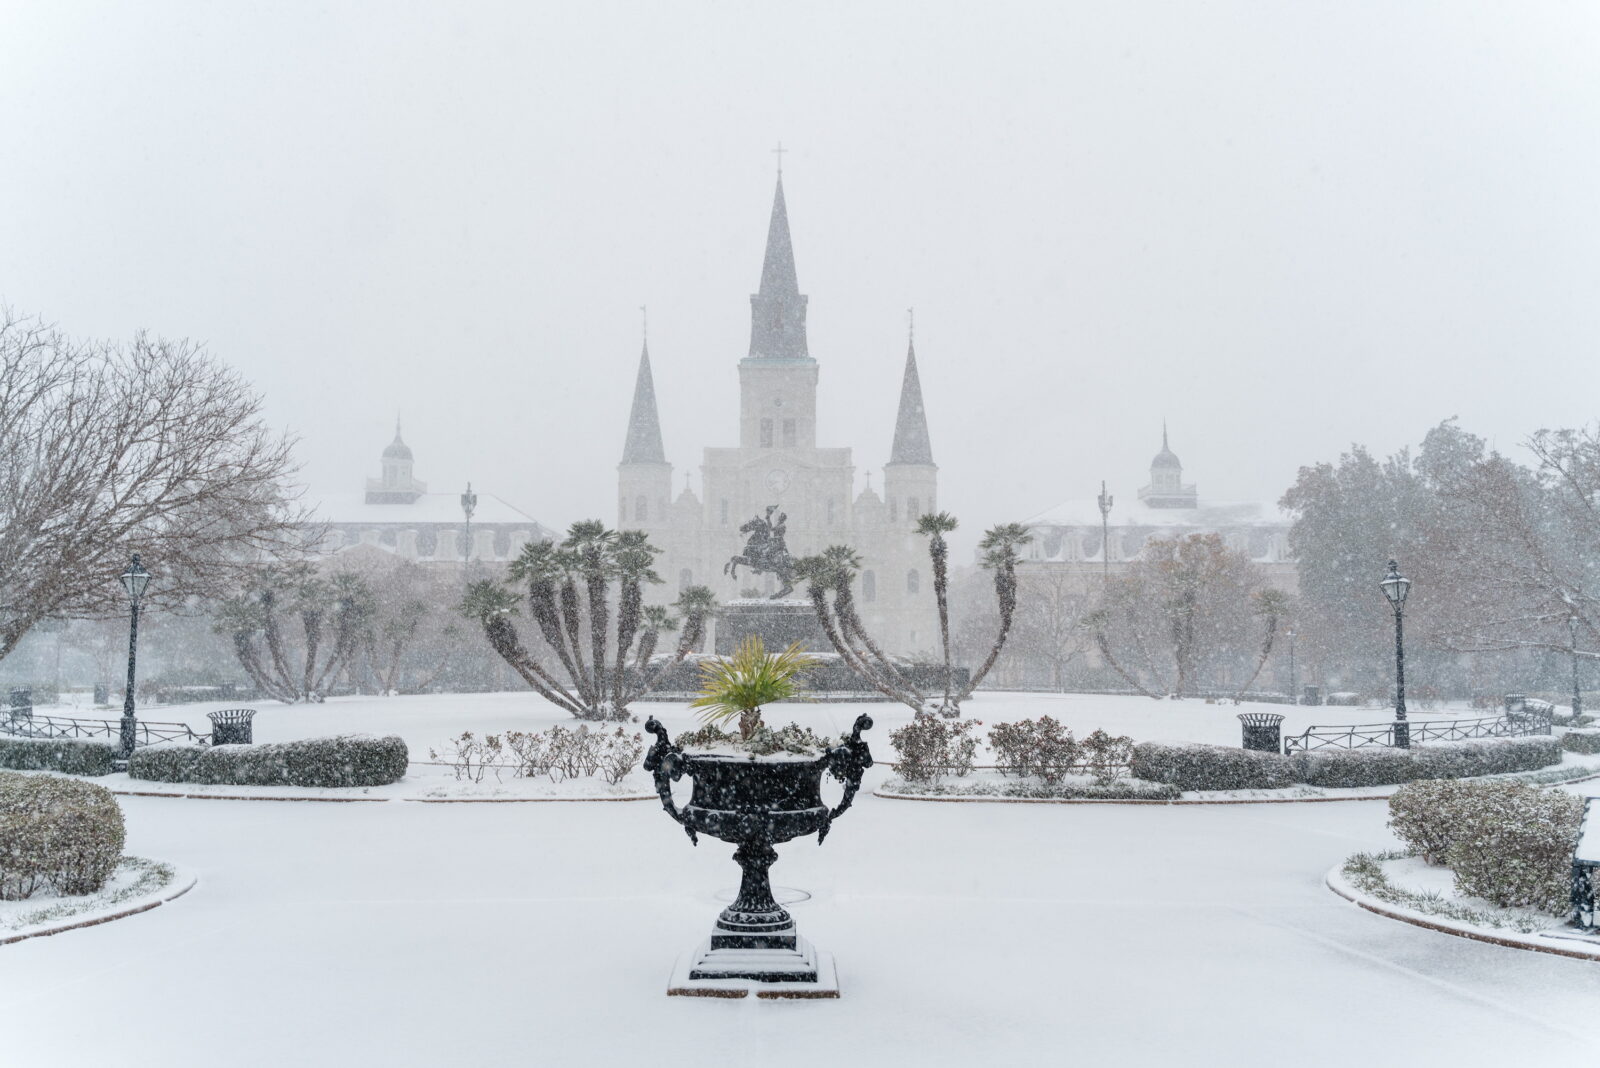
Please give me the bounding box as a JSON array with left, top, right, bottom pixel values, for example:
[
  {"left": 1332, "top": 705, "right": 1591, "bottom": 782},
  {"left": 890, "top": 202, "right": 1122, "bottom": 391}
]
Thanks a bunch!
[
  {"left": 1282, "top": 710, "right": 1551, "bottom": 755},
  {"left": 0, "top": 709, "right": 208, "bottom": 747}
]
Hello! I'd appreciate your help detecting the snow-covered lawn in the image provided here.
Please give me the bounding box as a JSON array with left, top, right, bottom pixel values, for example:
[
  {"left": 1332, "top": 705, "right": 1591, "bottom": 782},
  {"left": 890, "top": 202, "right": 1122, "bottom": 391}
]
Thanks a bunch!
[{"left": 7, "top": 691, "right": 1600, "bottom": 1067}]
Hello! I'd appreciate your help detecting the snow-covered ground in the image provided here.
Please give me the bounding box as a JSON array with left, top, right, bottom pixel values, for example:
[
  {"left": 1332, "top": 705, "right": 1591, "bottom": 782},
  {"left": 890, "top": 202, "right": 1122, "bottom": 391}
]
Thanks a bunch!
[{"left": 12, "top": 690, "right": 1600, "bottom": 1066}]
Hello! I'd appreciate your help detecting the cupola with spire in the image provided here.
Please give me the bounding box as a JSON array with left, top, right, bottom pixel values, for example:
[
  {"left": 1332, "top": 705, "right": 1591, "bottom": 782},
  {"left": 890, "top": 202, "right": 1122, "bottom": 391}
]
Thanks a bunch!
[
  {"left": 365, "top": 419, "right": 428, "bottom": 504},
  {"left": 1137, "top": 423, "right": 1197, "bottom": 508}
]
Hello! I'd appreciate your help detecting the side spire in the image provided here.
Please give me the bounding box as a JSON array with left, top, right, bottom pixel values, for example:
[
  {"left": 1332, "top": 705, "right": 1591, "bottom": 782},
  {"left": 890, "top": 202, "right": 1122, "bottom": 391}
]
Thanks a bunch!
[
  {"left": 748, "top": 173, "right": 810, "bottom": 359},
  {"left": 620, "top": 341, "right": 666, "bottom": 465},
  {"left": 887, "top": 332, "right": 934, "bottom": 466}
]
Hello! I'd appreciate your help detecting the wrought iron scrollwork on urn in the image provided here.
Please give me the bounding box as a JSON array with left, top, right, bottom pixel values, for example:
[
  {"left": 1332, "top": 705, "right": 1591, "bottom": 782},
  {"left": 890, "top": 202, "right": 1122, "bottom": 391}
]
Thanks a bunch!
[{"left": 642, "top": 713, "right": 875, "bottom": 965}]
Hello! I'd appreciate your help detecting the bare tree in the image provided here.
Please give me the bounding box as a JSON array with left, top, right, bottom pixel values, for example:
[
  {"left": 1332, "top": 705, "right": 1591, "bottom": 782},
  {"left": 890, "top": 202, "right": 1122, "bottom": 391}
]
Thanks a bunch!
[{"left": 0, "top": 312, "right": 311, "bottom": 664}]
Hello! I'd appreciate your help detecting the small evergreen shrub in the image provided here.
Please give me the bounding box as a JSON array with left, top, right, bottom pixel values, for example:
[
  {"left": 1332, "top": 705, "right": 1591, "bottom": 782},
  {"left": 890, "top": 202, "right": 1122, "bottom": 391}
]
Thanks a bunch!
[
  {"left": 0, "top": 737, "right": 117, "bottom": 777},
  {"left": 1388, "top": 779, "right": 1472, "bottom": 864},
  {"left": 1444, "top": 781, "right": 1583, "bottom": 914},
  {"left": 1561, "top": 728, "right": 1600, "bottom": 755},
  {"left": 433, "top": 726, "right": 646, "bottom": 785},
  {"left": 1129, "top": 743, "right": 1296, "bottom": 791},
  {"left": 888, "top": 713, "right": 980, "bottom": 784},
  {"left": 0, "top": 772, "right": 125, "bottom": 899},
  {"left": 128, "top": 735, "right": 408, "bottom": 788}
]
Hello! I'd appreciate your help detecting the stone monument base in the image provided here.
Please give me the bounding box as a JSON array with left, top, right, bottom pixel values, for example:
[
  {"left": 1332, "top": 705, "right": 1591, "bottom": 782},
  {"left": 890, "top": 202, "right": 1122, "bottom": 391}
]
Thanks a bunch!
[{"left": 714, "top": 599, "right": 830, "bottom": 655}]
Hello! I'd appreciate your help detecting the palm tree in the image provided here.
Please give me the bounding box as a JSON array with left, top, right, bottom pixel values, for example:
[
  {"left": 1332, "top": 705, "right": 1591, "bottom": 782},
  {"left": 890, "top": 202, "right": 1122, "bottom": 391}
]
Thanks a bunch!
[
  {"left": 824, "top": 545, "right": 926, "bottom": 703},
  {"left": 690, "top": 637, "right": 819, "bottom": 741},
  {"left": 633, "top": 605, "right": 676, "bottom": 673},
  {"left": 564, "top": 520, "right": 619, "bottom": 705},
  {"left": 1233, "top": 589, "right": 1291, "bottom": 697},
  {"left": 953, "top": 522, "right": 1033, "bottom": 704},
  {"left": 915, "top": 511, "right": 959, "bottom": 711},
  {"left": 794, "top": 551, "right": 924, "bottom": 713},
  {"left": 508, "top": 540, "right": 585, "bottom": 695},
  {"left": 459, "top": 580, "right": 586, "bottom": 718},
  {"left": 611, "top": 529, "right": 662, "bottom": 709}
]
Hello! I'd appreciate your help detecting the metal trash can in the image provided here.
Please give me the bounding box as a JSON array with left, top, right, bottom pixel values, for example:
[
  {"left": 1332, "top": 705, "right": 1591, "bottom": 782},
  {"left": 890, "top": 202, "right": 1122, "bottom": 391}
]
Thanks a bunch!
[
  {"left": 1301, "top": 685, "right": 1321, "bottom": 707},
  {"left": 93, "top": 683, "right": 110, "bottom": 706},
  {"left": 1239, "top": 712, "right": 1285, "bottom": 753},
  {"left": 208, "top": 708, "right": 256, "bottom": 746},
  {"left": 6, "top": 688, "right": 31, "bottom": 719},
  {"left": 1504, "top": 694, "right": 1527, "bottom": 713}
]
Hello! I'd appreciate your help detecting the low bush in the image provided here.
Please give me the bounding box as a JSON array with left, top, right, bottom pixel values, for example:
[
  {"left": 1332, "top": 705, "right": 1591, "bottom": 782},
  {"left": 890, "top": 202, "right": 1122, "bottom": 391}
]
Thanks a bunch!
[
  {"left": 1297, "top": 738, "right": 1561, "bottom": 788},
  {"left": 1561, "top": 728, "right": 1600, "bottom": 755},
  {"left": 988, "top": 717, "right": 1079, "bottom": 784},
  {"left": 431, "top": 726, "right": 646, "bottom": 785},
  {"left": 1444, "top": 781, "right": 1583, "bottom": 913},
  {"left": 0, "top": 772, "right": 125, "bottom": 900},
  {"left": 0, "top": 737, "right": 117, "bottom": 777},
  {"left": 1388, "top": 779, "right": 1472, "bottom": 864},
  {"left": 1080, "top": 729, "right": 1135, "bottom": 785},
  {"left": 128, "top": 735, "right": 408, "bottom": 788},
  {"left": 888, "top": 713, "right": 979, "bottom": 784},
  {"left": 1129, "top": 743, "right": 1296, "bottom": 791}
]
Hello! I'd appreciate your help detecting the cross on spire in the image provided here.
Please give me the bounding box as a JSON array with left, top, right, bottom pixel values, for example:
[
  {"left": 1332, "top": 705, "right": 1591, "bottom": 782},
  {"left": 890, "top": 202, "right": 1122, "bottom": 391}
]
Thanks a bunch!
[
  {"left": 908, "top": 307, "right": 915, "bottom": 343},
  {"left": 772, "top": 142, "right": 786, "bottom": 176},
  {"left": 641, "top": 304, "right": 647, "bottom": 342}
]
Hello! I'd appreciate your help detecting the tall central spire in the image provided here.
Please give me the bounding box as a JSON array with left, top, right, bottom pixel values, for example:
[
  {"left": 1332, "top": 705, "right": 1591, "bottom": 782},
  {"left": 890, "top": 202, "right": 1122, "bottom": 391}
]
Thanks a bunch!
[
  {"left": 748, "top": 175, "right": 810, "bottom": 360},
  {"left": 888, "top": 334, "right": 935, "bottom": 466},
  {"left": 620, "top": 341, "right": 666, "bottom": 465}
]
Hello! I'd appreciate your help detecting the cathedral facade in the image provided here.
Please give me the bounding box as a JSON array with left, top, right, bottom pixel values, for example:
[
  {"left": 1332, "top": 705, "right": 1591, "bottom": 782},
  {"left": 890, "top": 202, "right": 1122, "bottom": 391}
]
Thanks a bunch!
[{"left": 617, "top": 176, "right": 939, "bottom": 654}]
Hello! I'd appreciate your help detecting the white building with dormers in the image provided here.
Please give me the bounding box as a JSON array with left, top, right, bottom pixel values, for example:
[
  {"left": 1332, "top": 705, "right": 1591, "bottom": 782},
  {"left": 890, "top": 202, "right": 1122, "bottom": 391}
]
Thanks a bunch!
[
  {"left": 616, "top": 175, "right": 941, "bottom": 654},
  {"left": 311, "top": 423, "right": 556, "bottom": 569}
]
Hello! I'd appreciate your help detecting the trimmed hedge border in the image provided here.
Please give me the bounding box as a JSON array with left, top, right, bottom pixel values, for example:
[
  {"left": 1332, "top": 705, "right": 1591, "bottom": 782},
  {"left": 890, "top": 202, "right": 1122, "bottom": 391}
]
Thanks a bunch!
[
  {"left": 128, "top": 735, "right": 408, "bottom": 788},
  {"left": 0, "top": 737, "right": 117, "bottom": 777},
  {"left": 0, "top": 772, "right": 125, "bottom": 900},
  {"left": 1562, "top": 728, "right": 1600, "bottom": 755},
  {"left": 1130, "top": 736, "right": 1562, "bottom": 791}
]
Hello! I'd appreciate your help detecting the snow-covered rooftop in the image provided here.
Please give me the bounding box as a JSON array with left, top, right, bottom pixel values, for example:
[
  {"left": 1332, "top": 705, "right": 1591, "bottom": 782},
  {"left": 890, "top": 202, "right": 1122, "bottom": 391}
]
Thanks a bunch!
[
  {"left": 308, "top": 491, "right": 552, "bottom": 531},
  {"left": 1026, "top": 497, "right": 1291, "bottom": 530}
]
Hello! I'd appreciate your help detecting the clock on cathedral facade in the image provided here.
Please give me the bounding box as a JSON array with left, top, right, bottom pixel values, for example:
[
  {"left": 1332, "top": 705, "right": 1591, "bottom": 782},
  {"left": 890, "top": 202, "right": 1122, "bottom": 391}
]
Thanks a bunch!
[{"left": 616, "top": 173, "right": 940, "bottom": 654}]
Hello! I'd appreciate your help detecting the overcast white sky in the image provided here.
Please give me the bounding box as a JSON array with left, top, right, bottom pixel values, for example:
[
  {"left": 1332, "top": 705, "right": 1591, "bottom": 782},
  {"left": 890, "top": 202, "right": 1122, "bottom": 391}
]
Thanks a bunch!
[{"left": 3, "top": 2, "right": 1598, "bottom": 552}]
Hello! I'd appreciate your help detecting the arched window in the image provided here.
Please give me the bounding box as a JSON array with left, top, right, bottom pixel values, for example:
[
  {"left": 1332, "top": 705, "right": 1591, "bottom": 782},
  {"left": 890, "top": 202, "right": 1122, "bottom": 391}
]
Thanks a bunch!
[
  {"left": 760, "top": 419, "right": 774, "bottom": 447},
  {"left": 908, "top": 496, "right": 920, "bottom": 520},
  {"left": 889, "top": 498, "right": 898, "bottom": 523},
  {"left": 862, "top": 570, "right": 877, "bottom": 603},
  {"left": 635, "top": 495, "right": 648, "bottom": 522},
  {"left": 619, "top": 498, "right": 627, "bottom": 522},
  {"left": 906, "top": 569, "right": 921, "bottom": 595}
]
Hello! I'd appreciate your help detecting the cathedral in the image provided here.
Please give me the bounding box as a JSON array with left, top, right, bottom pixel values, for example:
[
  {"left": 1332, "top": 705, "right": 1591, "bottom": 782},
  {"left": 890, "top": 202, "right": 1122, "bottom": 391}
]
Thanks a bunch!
[{"left": 617, "top": 175, "right": 939, "bottom": 654}]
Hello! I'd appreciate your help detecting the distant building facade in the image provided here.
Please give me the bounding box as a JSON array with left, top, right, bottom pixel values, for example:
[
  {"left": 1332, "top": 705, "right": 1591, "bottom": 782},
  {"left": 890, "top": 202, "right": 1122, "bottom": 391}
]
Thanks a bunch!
[
  {"left": 616, "top": 175, "right": 940, "bottom": 653},
  {"left": 1020, "top": 428, "right": 1296, "bottom": 594},
  {"left": 311, "top": 424, "right": 556, "bottom": 568}
]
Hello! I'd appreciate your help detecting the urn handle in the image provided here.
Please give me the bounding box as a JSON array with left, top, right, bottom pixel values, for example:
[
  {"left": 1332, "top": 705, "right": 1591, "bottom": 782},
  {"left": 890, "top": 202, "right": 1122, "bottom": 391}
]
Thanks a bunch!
[
  {"left": 642, "top": 717, "right": 696, "bottom": 844},
  {"left": 823, "top": 713, "right": 874, "bottom": 825}
]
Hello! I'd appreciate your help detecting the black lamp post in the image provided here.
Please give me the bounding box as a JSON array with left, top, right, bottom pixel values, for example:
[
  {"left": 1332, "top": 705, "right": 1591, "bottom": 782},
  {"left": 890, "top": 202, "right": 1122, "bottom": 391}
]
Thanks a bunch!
[
  {"left": 1379, "top": 560, "right": 1411, "bottom": 748},
  {"left": 1287, "top": 626, "right": 1298, "bottom": 705},
  {"left": 118, "top": 554, "right": 151, "bottom": 758},
  {"left": 1097, "top": 481, "right": 1113, "bottom": 582},
  {"left": 1571, "top": 614, "right": 1584, "bottom": 720},
  {"left": 460, "top": 482, "right": 478, "bottom": 587}
]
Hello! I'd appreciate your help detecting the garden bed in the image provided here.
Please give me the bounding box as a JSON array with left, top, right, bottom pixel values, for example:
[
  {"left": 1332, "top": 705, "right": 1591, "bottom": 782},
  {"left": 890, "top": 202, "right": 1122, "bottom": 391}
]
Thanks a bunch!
[
  {"left": 1, "top": 857, "right": 194, "bottom": 945},
  {"left": 1328, "top": 851, "right": 1600, "bottom": 961}
]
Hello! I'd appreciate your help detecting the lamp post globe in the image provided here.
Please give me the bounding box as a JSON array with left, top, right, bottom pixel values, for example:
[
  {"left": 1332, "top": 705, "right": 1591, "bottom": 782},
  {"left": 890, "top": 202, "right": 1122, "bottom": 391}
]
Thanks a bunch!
[
  {"left": 1379, "top": 560, "right": 1410, "bottom": 748},
  {"left": 118, "top": 554, "right": 151, "bottom": 759}
]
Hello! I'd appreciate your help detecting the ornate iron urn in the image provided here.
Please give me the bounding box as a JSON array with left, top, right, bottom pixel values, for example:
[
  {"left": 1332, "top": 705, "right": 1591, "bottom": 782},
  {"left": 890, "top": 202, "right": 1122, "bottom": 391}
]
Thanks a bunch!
[{"left": 644, "top": 713, "right": 873, "bottom": 997}]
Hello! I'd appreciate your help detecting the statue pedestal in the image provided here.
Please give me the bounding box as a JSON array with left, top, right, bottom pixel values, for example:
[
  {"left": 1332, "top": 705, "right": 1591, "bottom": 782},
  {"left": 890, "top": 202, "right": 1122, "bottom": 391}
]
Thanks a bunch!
[
  {"left": 714, "top": 599, "right": 830, "bottom": 655},
  {"left": 667, "top": 937, "right": 839, "bottom": 999}
]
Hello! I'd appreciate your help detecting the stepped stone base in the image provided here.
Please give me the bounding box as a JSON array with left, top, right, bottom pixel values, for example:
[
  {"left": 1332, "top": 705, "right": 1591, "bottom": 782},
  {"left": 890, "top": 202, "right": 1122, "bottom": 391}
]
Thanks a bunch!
[{"left": 666, "top": 935, "right": 840, "bottom": 999}]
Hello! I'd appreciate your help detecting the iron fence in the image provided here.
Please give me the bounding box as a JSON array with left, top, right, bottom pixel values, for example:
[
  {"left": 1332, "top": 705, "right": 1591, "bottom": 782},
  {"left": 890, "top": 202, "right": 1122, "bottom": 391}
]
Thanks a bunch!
[
  {"left": 1282, "top": 710, "right": 1551, "bottom": 754},
  {"left": 0, "top": 708, "right": 208, "bottom": 747}
]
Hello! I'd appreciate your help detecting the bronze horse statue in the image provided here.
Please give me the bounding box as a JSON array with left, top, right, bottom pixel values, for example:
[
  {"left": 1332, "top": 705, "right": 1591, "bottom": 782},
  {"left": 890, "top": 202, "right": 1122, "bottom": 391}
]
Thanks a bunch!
[{"left": 724, "top": 504, "right": 796, "bottom": 599}]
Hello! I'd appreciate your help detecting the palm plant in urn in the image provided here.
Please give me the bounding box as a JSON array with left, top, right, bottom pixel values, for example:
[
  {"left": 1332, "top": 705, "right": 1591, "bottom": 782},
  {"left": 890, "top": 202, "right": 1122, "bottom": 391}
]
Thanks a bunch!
[{"left": 644, "top": 636, "right": 874, "bottom": 998}]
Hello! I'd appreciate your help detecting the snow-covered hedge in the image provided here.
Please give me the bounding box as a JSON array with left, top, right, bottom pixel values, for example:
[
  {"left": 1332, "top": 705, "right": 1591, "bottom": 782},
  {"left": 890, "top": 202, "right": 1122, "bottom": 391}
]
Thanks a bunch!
[
  {"left": 1389, "top": 779, "right": 1584, "bottom": 914},
  {"left": 1561, "top": 728, "right": 1600, "bottom": 755},
  {"left": 1296, "top": 737, "right": 1560, "bottom": 788},
  {"left": 1128, "top": 743, "right": 1296, "bottom": 791},
  {"left": 0, "top": 737, "right": 117, "bottom": 777},
  {"left": 127, "top": 735, "right": 408, "bottom": 788},
  {"left": 0, "top": 772, "right": 125, "bottom": 900}
]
